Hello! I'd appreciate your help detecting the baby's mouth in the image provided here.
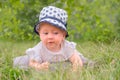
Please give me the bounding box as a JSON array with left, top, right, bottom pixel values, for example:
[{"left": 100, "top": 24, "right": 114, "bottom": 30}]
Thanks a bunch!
[
  {"left": 48, "top": 41, "right": 54, "bottom": 44},
  {"left": 47, "top": 41, "right": 56, "bottom": 48}
]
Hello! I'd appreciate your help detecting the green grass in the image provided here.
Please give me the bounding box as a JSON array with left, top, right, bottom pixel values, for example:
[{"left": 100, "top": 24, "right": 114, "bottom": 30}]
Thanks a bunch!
[{"left": 0, "top": 40, "right": 120, "bottom": 80}]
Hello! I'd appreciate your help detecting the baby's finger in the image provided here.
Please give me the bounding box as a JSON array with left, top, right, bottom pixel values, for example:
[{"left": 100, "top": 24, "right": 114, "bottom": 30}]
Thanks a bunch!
[
  {"left": 43, "top": 62, "right": 50, "bottom": 66},
  {"left": 42, "top": 62, "right": 50, "bottom": 68}
]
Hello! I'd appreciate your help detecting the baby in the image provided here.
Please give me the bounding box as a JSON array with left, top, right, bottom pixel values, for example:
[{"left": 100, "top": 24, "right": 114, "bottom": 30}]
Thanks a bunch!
[{"left": 13, "top": 6, "right": 88, "bottom": 71}]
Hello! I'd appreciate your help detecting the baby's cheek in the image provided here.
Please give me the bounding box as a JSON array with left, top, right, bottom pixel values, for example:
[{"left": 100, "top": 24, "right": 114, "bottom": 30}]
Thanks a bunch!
[{"left": 40, "top": 35, "right": 46, "bottom": 41}]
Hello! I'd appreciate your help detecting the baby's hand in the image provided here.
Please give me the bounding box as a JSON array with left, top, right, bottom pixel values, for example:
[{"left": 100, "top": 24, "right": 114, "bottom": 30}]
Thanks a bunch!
[
  {"left": 29, "top": 60, "right": 50, "bottom": 70},
  {"left": 38, "top": 62, "right": 50, "bottom": 70},
  {"left": 69, "top": 53, "right": 83, "bottom": 71}
]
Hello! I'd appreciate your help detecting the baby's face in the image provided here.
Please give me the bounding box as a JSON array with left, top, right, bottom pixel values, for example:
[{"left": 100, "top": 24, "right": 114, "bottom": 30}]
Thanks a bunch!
[{"left": 38, "top": 23, "right": 66, "bottom": 52}]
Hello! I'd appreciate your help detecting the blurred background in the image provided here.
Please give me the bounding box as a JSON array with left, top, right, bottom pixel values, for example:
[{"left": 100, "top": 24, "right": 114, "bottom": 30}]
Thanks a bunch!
[{"left": 0, "top": 0, "right": 120, "bottom": 43}]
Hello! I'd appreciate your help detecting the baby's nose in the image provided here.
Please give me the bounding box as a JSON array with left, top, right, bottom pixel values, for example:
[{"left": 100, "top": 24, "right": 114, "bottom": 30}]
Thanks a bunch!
[{"left": 47, "top": 33, "right": 53, "bottom": 38}]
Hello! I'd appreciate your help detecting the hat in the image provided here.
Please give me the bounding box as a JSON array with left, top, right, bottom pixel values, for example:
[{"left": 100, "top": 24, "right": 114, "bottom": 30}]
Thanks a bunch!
[{"left": 34, "top": 6, "right": 69, "bottom": 37}]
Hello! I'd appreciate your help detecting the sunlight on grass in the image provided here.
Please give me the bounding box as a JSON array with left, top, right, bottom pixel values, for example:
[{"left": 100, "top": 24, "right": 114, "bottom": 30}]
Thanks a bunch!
[{"left": 0, "top": 40, "right": 120, "bottom": 80}]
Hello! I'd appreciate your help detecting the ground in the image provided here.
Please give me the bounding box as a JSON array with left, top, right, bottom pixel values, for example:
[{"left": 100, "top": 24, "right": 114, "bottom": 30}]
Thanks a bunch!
[{"left": 0, "top": 40, "right": 120, "bottom": 80}]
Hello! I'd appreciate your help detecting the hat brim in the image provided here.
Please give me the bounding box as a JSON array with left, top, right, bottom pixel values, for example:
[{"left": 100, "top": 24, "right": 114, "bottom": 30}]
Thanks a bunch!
[{"left": 34, "top": 18, "right": 69, "bottom": 38}]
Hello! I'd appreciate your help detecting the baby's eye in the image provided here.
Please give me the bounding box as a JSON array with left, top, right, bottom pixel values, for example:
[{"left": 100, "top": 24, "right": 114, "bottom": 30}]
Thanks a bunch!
[
  {"left": 53, "top": 32, "right": 59, "bottom": 35},
  {"left": 43, "top": 32, "right": 48, "bottom": 35}
]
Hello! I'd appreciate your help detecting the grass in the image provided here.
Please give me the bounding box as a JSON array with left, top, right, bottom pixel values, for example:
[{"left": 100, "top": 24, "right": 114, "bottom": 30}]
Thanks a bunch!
[{"left": 0, "top": 40, "right": 120, "bottom": 80}]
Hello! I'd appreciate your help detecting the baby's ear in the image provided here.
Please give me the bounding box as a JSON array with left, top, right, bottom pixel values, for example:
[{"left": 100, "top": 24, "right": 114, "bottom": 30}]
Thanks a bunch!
[
  {"left": 38, "top": 31, "right": 40, "bottom": 35},
  {"left": 38, "top": 29, "right": 41, "bottom": 35},
  {"left": 63, "top": 31, "right": 67, "bottom": 38}
]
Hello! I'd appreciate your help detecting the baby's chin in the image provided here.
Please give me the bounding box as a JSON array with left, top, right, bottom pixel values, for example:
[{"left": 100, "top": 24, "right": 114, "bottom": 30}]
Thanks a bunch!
[
  {"left": 46, "top": 45, "right": 61, "bottom": 52},
  {"left": 47, "top": 43, "right": 57, "bottom": 47},
  {"left": 47, "top": 45, "right": 58, "bottom": 49}
]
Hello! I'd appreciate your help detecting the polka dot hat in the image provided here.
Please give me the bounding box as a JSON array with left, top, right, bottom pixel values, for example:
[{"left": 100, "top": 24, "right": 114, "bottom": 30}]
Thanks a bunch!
[{"left": 34, "top": 6, "right": 69, "bottom": 37}]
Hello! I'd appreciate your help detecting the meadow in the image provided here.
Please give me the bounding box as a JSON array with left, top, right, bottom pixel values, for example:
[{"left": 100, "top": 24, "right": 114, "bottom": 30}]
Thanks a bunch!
[{"left": 0, "top": 40, "right": 120, "bottom": 80}]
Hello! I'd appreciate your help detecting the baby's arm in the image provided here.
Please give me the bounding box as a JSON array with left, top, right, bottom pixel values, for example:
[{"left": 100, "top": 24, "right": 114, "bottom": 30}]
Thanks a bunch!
[
  {"left": 69, "top": 53, "right": 83, "bottom": 71},
  {"left": 29, "top": 59, "right": 49, "bottom": 70}
]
